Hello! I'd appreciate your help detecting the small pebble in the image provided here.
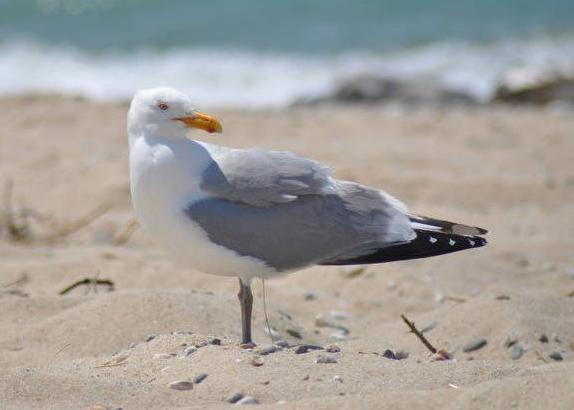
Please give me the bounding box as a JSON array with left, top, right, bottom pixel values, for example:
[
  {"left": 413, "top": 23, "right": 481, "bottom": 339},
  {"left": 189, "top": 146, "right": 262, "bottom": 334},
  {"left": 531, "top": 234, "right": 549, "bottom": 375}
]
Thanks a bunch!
[
  {"left": 256, "top": 345, "right": 278, "bottom": 355},
  {"left": 169, "top": 380, "right": 193, "bottom": 391},
  {"left": 549, "top": 351, "right": 563, "bottom": 361},
  {"left": 430, "top": 349, "right": 453, "bottom": 361},
  {"left": 153, "top": 353, "right": 174, "bottom": 360},
  {"left": 183, "top": 346, "right": 197, "bottom": 356},
  {"left": 303, "top": 291, "right": 319, "bottom": 301},
  {"left": 210, "top": 338, "right": 222, "bottom": 345},
  {"left": 511, "top": 344, "right": 524, "bottom": 360},
  {"left": 145, "top": 334, "right": 157, "bottom": 342},
  {"left": 463, "top": 338, "right": 488, "bottom": 353},
  {"left": 240, "top": 342, "right": 257, "bottom": 350},
  {"left": 236, "top": 396, "right": 259, "bottom": 405},
  {"left": 250, "top": 357, "right": 264, "bottom": 367},
  {"left": 316, "top": 354, "right": 338, "bottom": 364},
  {"left": 381, "top": 349, "right": 408, "bottom": 360},
  {"left": 193, "top": 373, "right": 208, "bottom": 384},
  {"left": 325, "top": 345, "right": 340, "bottom": 353},
  {"left": 274, "top": 340, "right": 289, "bottom": 348},
  {"left": 333, "top": 375, "right": 343, "bottom": 383},
  {"left": 495, "top": 295, "right": 511, "bottom": 301},
  {"left": 294, "top": 344, "right": 323, "bottom": 354},
  {"left": 539, "top": 334, "right": 549, "bottom": 343},
  {"left": 228, "top": 392, "right": 244, "bottom": 404}
]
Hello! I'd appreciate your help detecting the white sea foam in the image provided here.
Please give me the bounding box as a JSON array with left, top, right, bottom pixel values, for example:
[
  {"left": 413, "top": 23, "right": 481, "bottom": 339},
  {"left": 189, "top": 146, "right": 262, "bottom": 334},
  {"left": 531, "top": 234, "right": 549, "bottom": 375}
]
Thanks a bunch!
[{"left": 1, "top": 37, "right": 573, "bottom": 107}]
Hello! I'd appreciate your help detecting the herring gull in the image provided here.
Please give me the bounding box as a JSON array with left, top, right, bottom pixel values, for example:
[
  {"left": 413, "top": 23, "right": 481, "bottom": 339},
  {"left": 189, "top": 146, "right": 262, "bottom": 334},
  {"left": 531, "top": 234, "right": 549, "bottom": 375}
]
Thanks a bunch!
[{"left": 127, "top": 87, "right": 487, "bottom": 345}]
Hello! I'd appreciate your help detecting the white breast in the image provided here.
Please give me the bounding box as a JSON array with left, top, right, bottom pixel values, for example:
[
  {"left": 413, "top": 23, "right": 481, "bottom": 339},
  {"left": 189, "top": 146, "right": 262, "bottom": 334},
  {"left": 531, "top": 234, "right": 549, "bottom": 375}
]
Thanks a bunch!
[{"left": 129, "top": 136, "right": 275, "bottom": 280}]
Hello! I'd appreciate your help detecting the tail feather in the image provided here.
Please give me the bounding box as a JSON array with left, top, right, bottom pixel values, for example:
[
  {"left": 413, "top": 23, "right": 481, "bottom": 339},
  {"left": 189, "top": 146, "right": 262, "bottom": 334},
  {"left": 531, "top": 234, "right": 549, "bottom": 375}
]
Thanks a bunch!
[{"left": 320, "top": 215, "right": 487, "bottom": 266}]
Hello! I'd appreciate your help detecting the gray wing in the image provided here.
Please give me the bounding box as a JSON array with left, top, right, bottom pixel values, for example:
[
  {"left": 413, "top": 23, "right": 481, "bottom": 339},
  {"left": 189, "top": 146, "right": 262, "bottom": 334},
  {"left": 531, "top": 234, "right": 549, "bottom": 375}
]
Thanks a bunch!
[
  {"left": 188, "top": 146, "right": 415, "bottom": 271},
  {"left": 201, "top": 148, "right": 333, "bottom": 207}
]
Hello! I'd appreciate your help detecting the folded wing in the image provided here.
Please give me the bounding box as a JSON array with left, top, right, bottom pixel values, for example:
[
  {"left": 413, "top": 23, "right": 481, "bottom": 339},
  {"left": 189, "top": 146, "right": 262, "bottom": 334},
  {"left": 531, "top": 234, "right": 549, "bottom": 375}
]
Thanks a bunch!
[{"left": 187, "top": 147, "right": 415, "bottom": 271}]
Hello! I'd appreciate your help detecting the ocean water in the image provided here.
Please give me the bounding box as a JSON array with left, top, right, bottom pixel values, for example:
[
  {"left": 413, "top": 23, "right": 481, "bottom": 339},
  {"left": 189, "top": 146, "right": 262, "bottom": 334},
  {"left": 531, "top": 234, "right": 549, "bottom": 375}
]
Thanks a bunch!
[{"left": 1, "top": 0, "right": 574, "bottom": 107}]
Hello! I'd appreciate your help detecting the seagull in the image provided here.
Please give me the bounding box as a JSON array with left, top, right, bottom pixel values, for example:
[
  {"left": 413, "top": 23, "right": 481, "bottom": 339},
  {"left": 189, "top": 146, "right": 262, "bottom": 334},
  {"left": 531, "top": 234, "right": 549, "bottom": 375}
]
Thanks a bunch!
[{"left": 127, "top": 87, "right": 487, "bottom": 346}]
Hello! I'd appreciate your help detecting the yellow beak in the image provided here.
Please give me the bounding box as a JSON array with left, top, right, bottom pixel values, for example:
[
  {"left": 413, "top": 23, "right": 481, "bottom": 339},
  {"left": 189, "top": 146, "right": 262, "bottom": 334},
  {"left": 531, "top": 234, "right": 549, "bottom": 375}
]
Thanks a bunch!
[{"left": 176, "top": 112, "right": 223, "bottom": 134}]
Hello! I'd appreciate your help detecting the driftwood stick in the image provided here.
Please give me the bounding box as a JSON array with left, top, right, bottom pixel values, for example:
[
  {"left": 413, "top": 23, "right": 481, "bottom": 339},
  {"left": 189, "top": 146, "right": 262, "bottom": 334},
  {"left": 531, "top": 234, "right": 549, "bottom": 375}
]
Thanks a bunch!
[
  {"left": 59, "top": 277, "right": 115, "bottom": 295},
  {"left": 400, "top": 314, "right": 437, "bottom": 354}
]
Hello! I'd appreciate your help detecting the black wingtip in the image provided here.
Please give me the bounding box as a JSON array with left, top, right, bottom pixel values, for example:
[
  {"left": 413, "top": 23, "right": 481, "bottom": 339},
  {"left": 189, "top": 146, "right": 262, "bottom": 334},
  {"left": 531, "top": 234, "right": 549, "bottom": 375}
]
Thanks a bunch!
[{"left": 320, "top": 230, "right": 487, "bottom": 266}]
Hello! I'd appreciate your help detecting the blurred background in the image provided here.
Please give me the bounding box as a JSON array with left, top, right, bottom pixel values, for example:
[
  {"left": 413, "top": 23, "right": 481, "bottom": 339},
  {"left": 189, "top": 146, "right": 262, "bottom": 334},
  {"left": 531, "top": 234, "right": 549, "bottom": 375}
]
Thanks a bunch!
[{"left": 1, "top": 0, "right": 573, "bottom": 108}]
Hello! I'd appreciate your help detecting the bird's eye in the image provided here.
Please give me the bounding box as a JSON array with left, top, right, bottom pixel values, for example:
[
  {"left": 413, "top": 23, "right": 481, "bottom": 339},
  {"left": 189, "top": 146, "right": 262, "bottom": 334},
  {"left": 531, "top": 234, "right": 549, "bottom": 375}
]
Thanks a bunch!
[{"left": 158, "top": 102, "right": 169, "bottom": 111}]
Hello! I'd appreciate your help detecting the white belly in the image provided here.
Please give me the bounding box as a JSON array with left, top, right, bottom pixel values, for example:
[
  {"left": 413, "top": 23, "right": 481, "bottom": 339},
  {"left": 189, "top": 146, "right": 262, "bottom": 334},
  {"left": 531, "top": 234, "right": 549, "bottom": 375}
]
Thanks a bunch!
[{"left": 129, "top": 137, "right": 275, "bottom": 281}]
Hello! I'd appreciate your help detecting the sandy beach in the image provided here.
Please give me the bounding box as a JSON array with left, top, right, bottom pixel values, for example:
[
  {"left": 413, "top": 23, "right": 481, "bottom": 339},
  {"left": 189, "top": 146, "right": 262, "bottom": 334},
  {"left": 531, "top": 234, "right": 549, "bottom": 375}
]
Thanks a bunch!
[{"left": 1, "top": 96, "right": 573, "bottom": 409}]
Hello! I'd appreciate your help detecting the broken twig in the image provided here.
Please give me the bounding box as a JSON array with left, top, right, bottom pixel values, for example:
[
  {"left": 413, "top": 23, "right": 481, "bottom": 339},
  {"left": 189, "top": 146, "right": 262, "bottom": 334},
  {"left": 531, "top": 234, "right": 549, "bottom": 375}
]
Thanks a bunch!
[
  {"left": 59, "top": 277, "right": 115, "bottom": 295},
  {"left": 400, "top": 314, "right": 437, "bottom": 354}
]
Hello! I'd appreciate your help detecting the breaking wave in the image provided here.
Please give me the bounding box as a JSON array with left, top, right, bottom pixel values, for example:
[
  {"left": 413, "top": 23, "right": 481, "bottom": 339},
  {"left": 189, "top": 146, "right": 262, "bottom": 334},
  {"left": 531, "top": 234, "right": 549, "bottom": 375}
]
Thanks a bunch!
[{"left": 1, "top": 36, "right": 573, "bottom": 108}]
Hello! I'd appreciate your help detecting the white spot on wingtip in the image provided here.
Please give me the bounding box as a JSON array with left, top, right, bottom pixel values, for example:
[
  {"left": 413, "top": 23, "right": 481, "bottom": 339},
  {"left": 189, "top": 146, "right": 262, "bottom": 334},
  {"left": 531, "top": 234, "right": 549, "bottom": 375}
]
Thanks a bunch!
[
  {"left": 429, "top": 236, "right": 438, "bottom": 243},
  {"left": 469, "top": 239, "right": 475, "bottom": 246},
  {"left": 449, "top": 239, "right": 456, "bottom": 246}
]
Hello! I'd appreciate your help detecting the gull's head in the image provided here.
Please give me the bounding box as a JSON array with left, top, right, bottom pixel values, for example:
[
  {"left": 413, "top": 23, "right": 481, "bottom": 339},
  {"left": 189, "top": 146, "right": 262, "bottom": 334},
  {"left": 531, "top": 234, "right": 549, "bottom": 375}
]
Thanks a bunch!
[{"left": 127, "top": 87, "right": 222, "bottom": 140}]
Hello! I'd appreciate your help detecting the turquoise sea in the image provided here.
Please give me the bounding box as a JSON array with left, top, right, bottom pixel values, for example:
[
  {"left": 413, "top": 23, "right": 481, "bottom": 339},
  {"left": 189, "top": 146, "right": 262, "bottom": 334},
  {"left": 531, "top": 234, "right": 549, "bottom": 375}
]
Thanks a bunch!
[{"left": 1, "top": 0, "right": 573, "bottom": 106}]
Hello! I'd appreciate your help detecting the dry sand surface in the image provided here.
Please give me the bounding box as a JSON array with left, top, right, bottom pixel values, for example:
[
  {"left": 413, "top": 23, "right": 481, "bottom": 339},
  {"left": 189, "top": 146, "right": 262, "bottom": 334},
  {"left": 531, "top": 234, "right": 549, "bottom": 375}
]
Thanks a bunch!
[{"left": 1, "top": 96, "right": 574, "bottom": 409}]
